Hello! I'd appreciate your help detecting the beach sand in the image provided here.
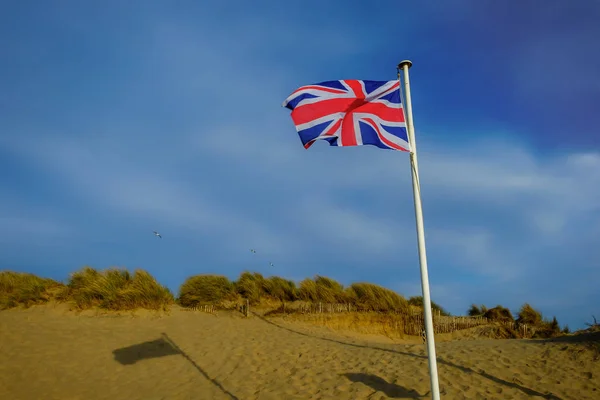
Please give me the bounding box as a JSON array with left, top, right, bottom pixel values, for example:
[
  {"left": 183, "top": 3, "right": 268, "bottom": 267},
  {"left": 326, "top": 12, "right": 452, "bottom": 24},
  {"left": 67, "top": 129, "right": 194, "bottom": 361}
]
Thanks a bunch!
[{"left": 1, "top": 304, "right": 598, "bottom": 400}]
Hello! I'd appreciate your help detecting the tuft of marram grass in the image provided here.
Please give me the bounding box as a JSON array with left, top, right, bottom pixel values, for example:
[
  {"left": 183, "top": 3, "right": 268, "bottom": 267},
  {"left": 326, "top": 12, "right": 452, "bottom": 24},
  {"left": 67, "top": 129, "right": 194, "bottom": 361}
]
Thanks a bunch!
[
  {"left": 531, "top": 315, "right": 562, "bottom": 339},
  {"left": 516, "top": 303, "right": 543, "bottom": 325},
  {"left": 298, "top": 278, "right": 318, "bottom": 302},
  {"left": 298, "top": 275, "right": 348, "bottom": 303},
  {"left": 467, "top": 304, "right": 489, "bottom": 316},
  {"left": 483, "top": 305, "right": 514, "bottom": 322},
  {"left": 62, "top": 266, "right": 174, "bottom": 311},
  {"left": 0, "top": 270, "right": 64, "bottom": 309},
  {"left": 262, "top": 276, "right": 297, "bottom": 302},
  {"left": 178, "top": 274, "right": 235, "bottom": 307},
  {"left": 346, "top": 282, "right": 409, "bottom": 313},
  {"left": 408, "top": 295, "right": 451, "bottom": 316},
  {"left": 234, "top": 271, "right": 265, "bottom": 304}
]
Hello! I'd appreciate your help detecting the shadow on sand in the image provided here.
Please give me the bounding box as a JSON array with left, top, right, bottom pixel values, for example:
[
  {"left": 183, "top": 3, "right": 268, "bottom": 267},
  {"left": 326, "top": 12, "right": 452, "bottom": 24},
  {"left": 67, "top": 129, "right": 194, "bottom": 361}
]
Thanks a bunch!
[
  {"left": 112, "top": 336, "right": 180, "bottom": 365},
  {"left": 254, "top": 313, "right": 563, "bottom": 400},
  {"left": 343, "top": 373, "right": 426, "bottom": 399},
  {"left": 526, "top": 330, "right": 600, "bottom": 345},
  {"left": 113, "top": 333, "right": 239, "bottom": 400},
  {"left": 524, "top": 330, "right": 600, "bottom": 360}
]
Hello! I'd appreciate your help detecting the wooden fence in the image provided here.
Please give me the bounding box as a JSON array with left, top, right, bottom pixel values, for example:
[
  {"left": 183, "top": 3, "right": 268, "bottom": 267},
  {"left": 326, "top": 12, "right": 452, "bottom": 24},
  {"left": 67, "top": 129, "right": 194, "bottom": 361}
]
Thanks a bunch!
[
  {"left": 297, "top": 302, "right": 355, "bottom": 314},
  {"left": 183, "top": 300, "right": 535, "bottom": 337},
  {"left": 405, "top": 312, "right": 490, "bottom": 335},
  {"left": 181, "top": 304, "right": 217, "bottom": 314},
  {"left": 280, "top": 302, "right": 533, "bottom": 337},
  {"left": 501, "top": 320, "right": 536, "bottom": 338}
]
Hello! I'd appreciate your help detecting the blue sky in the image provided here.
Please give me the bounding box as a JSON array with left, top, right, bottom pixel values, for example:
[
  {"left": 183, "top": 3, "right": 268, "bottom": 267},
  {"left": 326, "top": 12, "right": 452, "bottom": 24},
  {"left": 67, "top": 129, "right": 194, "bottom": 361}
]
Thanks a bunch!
[{"left": 1, "top": 1, "right": 599, "bottom": 329}]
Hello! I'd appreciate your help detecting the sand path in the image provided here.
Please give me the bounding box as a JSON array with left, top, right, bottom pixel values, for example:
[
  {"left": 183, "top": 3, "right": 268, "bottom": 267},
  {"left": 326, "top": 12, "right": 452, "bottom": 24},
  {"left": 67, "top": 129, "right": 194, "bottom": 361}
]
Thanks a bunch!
[{"left": 1, "top": 305, "right": 598, "bottom": 399}]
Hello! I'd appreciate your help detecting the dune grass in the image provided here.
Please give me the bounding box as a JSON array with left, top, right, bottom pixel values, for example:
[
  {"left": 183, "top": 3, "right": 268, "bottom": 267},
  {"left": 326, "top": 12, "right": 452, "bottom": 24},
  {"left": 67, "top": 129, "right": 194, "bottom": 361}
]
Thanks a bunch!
[
  {"left": 483, "top": 305, "right": 514, "bottom": 322},
  {"left": 174, "top": 272, "right": 411, "bottom": 315},
  {"left": 178, "top": 272, "right": 302, "bottom": 308},
  {"left": 408, "top": 295, "right": 451, "bottom": 316},
  {"left": 234, "top": 272, "right": 266, "bottom": 304},
  {"left": 467, "top": 304, "right": 488, "bottom": 316},
  {"left": 286, "top": 311, "right": 409, "bottom": 339},
  {"left": 0, "top": 271, "right": 64, "bottom": 310},
  {"left": 262, "top": 276, "right": 298, "bottom": 303},
  {"left": 345, "top": 282, "right": 408, "bottom": 313},
  {"left": 60, "top": 266, "right": 174, "bottom": 311},
  {"left": 465, "top": 302, "right": 566, "bottom": 339},
  {"left": 296, "top": 276, "right": 410, "bottom": 313},
  {"left": 514, "top": 303, "right": 562, "bottom": 338},
  {"left": 178, "top": 274, "right": 236, "bottom": 307},
  {"left": 298, "top": 276, "right": 346, "bottom": 303},
  {"left": 2, "top": 267, "right": 575, "bottom": 339},
  {"left": 0, "top": 268, "right": 453, "bottom": 318},
  {"left": 516, "top": 303, "right": 543, "bottom": 325}
]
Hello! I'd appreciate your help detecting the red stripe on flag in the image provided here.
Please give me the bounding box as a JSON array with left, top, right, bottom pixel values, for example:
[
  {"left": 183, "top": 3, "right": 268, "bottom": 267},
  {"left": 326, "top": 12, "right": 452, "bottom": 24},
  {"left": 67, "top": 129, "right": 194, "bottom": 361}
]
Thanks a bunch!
[
  {"left": 354, "top": 102, "right": 405, "bottom": 123},
  {"left": 290, "top": 98, "right": 356, "bottom": 125},
  {"left": 323, "top": 119, "right": 342, "bottom": 137},
  {"left": 291, "top": 99, "right": 404, "bottom": 127},
  {"left": 340, "top": 114, "right": 358, "bottom": 146},
  {"left": 361, "top": 117, "right": 408, "bottom": 151},
  {"left": 344, "top": 80, "right": 366, "bottom": 98}
]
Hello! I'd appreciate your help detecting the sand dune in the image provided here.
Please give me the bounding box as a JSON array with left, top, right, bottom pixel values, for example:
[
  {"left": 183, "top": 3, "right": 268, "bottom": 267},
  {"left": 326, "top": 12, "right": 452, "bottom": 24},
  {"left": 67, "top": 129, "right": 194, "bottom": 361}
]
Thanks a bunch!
[{"left": 1, "top": 304, "right": 598, "bottom": 399}]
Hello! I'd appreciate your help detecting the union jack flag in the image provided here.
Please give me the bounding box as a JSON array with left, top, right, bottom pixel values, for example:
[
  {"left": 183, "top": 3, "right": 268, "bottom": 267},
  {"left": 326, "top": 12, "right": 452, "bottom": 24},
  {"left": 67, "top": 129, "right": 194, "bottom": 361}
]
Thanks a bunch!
[{"left": 282, "top": 79, "right": 410, "bottom": 152}]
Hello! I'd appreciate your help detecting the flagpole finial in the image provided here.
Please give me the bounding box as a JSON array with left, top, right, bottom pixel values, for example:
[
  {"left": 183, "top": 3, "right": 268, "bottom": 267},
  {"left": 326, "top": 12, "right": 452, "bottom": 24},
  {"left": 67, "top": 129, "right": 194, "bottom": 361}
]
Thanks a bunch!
[{"left": 398, "top": 60, "right": 412, "bottom": 70}]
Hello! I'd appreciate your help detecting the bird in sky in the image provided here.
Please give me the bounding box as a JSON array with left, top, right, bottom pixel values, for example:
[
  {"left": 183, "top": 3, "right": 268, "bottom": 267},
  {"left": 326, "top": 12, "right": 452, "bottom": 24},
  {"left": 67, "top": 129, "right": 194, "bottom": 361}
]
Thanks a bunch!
[
  {"left": 153, "top": 231, "right": 162, "bottom": 239},
  {"left": 269, "top": 262, "right": 274, "bottom": 267},
  {"left": 250, "top": 249, "right": 256, "bottom": 254}
]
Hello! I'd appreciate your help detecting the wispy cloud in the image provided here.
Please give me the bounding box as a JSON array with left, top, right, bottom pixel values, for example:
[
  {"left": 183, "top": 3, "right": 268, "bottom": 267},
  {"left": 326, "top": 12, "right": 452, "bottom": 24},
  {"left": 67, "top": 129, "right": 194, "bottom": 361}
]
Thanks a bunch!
[
  {"left": 292, "top": 194, "right": 410, "bottom": 255},
  {"left": 0, "top": 134, "right": 298, "bottom": 258},
  {"left": 4, "top": 111, "right": 599, "bottom": 326}
]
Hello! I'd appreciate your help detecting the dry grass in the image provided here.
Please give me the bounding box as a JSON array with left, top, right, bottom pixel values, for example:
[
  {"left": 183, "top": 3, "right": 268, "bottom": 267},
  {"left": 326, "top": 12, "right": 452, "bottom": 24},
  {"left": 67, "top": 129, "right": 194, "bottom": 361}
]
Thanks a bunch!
[
  {"left": 514, "top": 303, "right": 563, "bottom": 338},
  {"left": 408, "top": 295, "right": 451, "bottom": 316},
  {"left": 467, "top": 324, "right": 522, "bottom": 339},
  {"left": 346, "top": 282, "right": 409, "bottom": 313},
  {"left": 462, "top": 303, "right": 565, "bottom": 339},
  {"left": 533, "top": 316, "right": 562, "bottom": 338},
  {"left": 234, "top": 271, "right": 265, "bottom": 304},
  {"left": 61, "top": 266, "right": 174, "bottom": 311},
  {"left": 467, "top": 303, "right": 489, "bottom": 316},
  {"left": 0, "top": 270, "right": 64, "bottom": 309},
  {"left": 298, "top": 276, "right": 346, "bottom": 303},
  {"left": 582, "top": 318, "right": 600, "bottom": 358},
  {"left": 483, "top": 305, "right": 514, "bottom": 322},
  {"left": 178, "top": 274, "right": 235, "bottom": 307},
  {"left": 262, "top": 276, "right": 297, "bottom": 302},
  {"left": 1, "top": 267, "right": 173, "bottom": 312},
  {"left": 284, "top": 312, "right": 408, "bottom": 339},
  {"left": 231, "top": 272, "right": 299, "bottom": 305},
  {"left": 516, "top": 303, "right": 543, "bottom": 325},
  {"left": 195, "top": 273, "right": 412, "bottom": 321},
  {"left": 0, "top": 269, "right": 417, "bottom": 317},
  {"left": 4, "top": 268, "right": 577, "bottom": 342}
]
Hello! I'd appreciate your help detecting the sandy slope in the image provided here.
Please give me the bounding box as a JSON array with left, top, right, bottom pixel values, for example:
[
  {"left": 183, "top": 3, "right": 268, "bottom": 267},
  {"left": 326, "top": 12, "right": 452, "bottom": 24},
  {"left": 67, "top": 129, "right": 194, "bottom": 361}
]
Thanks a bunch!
[{"left": 0, "top": 304, "right": 598, "bottom": 400}]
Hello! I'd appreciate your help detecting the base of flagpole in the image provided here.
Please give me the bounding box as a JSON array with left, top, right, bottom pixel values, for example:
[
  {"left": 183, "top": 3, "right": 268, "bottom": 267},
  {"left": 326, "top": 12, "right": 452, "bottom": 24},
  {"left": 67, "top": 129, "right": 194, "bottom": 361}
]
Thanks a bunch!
[{"left": 398, "top": 60, "right": 413, "bottom": 70}]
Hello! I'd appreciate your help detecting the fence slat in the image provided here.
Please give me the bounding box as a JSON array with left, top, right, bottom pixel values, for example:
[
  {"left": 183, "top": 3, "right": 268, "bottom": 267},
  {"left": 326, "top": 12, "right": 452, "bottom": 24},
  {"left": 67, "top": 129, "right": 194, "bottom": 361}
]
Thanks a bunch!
[{"left": 287, "top": 303, "right": 516, "bottom": 336}]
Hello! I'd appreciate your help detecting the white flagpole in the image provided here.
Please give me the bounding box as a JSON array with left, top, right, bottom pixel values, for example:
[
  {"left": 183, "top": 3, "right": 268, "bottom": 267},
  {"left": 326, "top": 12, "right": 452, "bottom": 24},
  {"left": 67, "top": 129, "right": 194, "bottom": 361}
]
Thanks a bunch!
[{"left": 398, "top": 60, "right": 441, "bottom": 400}]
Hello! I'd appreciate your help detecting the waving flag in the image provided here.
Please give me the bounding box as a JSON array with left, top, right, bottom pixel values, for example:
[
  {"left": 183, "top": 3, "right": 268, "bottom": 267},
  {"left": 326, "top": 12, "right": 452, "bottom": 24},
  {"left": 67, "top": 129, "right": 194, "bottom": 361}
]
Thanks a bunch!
[
  {"left": 283, "top": 64, "right": 442, "bottom": 399},
  {"left": 282, "top": 79, "right": 410, "bottom": 151}
]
